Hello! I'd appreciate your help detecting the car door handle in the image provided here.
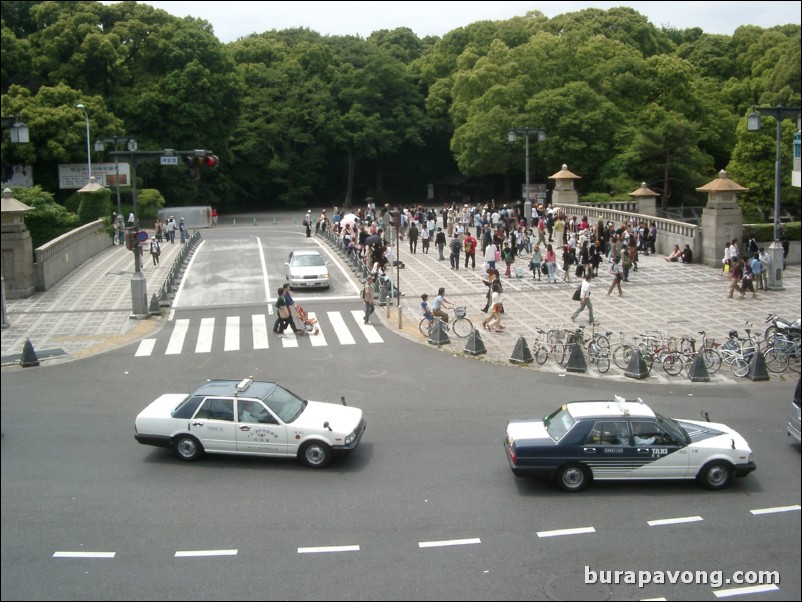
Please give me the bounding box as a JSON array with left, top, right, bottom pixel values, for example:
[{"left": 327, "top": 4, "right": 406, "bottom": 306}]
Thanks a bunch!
[
  {"left": 239, "top": 426, "right": 251, "bottom": 431},
  {"left": 636, "top": 448, "right": 651, "bottom": 453},
  {"left": 582, "top": 447, "right": 597, "bottom": 453},
  {"left": 191, "top": 422, "right": 204, "bottom": 426}
]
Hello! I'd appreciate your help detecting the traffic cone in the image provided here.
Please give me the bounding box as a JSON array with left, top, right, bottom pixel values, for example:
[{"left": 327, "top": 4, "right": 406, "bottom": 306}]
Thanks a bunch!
[
  {"left": 463, "top": 329, "right": 486, "bottom": 356},
  {"left": 428, "top": 320, "right": 450, "bottom": 346},
  {"left": 746, "top": 351, "right": 770, "bottom": 382},
  {"left": 21, "top": 339, "right": 40, "bottom": 367},
  {"left": 509, "top": 336, "right": 534, "bottom": 364},
  {"left": 565, "top": 344, "right": 587, "bottom": 373},
  {"left": 253, "top": 217, "right": 257, "bottom": 226},
  {"left": 625, "top": 348, "right": 649, "bottom": 379},
  {"left": 233, "top": 218, "right": 237, "bottom": 227},
  {"left": 687, "top": 352, "right": 710, "bottom": 382},
  {"left": 272, "top": 217, "right": 277, "bottom": 225}
]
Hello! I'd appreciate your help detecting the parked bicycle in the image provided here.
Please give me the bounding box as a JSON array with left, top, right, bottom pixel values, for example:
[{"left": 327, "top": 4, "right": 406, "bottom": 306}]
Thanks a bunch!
[
  {"left": 764, "top": 332, "right": 801, "bottom": 374},
  {"left": 662, "top": 333, "right": 722, "bottom": 376},
  {"left": 418, "top": 305, "right": 473, "bottom": 338},
  {"left": 555, "top": 324, "right": 610, "bottom": 373},
  {"left": 720, "top": 325, "right": 758, "bottom": 377}
]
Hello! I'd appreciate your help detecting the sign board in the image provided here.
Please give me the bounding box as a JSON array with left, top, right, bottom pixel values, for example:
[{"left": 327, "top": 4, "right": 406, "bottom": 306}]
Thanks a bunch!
[
  {"left": 137, "top": 231, "right": 149, "bottom": 242},
  {"left": 1, "top": 164, "right": 34, "bottom": 188},
  {"left": 521, "top": 183, "right": 548, "bottom": 203},
  {"left": 160, "top": 156, "right": 179, "bottom": 165},
  {"left": 58, "top": 163, "right": 131, "bottom": 189}
]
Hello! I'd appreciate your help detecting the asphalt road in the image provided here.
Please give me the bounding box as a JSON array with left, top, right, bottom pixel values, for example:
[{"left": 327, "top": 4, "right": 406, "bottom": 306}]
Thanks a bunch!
[{"left": 2, "top": 227, "right": 799, "bottom": 601}]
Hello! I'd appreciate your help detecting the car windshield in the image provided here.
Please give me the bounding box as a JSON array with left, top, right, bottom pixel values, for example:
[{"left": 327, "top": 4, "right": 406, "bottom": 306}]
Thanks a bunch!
[
  {"left": 291, "top": 254, "right": 324, "bottom": 267},
  {"left": 262, "top": 385, "right": 307, "bottom": 423},
  {"left": 655, "top": 413, "right": 692, "bottom": 446},
  {"left": 543, "top": 406, "right": 576, "bottom": 441}
]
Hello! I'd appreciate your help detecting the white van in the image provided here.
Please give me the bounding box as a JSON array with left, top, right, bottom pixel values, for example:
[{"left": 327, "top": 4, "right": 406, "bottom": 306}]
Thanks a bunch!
[{"left": 789, "top": 378, "right": 801, "bottom": 444}]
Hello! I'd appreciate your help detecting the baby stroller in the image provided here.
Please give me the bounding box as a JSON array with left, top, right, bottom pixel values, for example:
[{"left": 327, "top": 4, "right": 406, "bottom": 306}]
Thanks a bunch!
[{"left": 295, "top": 304, "right": 319, "bottom": 335}]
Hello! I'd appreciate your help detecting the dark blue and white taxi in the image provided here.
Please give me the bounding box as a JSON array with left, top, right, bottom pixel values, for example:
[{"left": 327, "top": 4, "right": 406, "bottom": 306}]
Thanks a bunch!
[
  {"left": 135, "top": 378, "right": 365, "bottom": 468},
  {"left": 505, "top": 397, "right": 755, "bottom": 492}
]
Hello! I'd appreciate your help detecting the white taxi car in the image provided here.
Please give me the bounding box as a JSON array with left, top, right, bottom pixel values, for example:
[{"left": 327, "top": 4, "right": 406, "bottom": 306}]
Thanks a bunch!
[
  {"left": 505, "top": 397, "right": 755, "bottom": 492},
  {"left": 135, "top": 378, "right": 365, "bottom": 468}
]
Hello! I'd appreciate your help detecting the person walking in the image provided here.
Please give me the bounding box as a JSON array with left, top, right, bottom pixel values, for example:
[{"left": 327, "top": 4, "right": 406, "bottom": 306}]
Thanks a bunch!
[
  {"left": 449, "top": 233, "right": 462, "bottom": 270},
  {"left": 571, "top": 273, "right": 595, "bottom": 324},
  {"left": 529, "top": 246, "right": 543, "bottom": 280},
  {"left": 501, "top": 241, "right": 514, "bottom": 277},
  {"left": 621, "top": 248, "right": 632, "bottom": 282},
  {"left": 463, "top": 232, "right": 477, "bottom": 269},
  {"left": 484, "top": 241, "right": 497, "bottom": 271},
  {"left": 482, "top": 268, "right": 502, "bottom": 312},
  {"left": 166, "top": 217, "right": 176, "bottom": 243},
  {"left": 304, "top": 210, "right": 312, "bottom": 237},
  {"left": 607, "top": 256, "right": 624, "bottom": 296},
  {"left": 421, "top": 225, "right": 430, "bottom": 254},
  {"left": 179, "top": 218, "right": 186, "bottom": 244},
  {"left": 561, "top": 244, "right": 576, "bottom": 283},
  {"left": 277, "top": 284, "right": 305, "bottom": 335},
  {"left": 274, "top": 287, "right": 292, "bottom": 337},
  {"left": 758, "top": 247, "right": 770, "bottom": 291},
  {"left": 149, "top": 237, "right": 161, "bottom": 266},
  {"left": 727, "top": 255, "right": 743, "bottom": 298},
  {"left": 435, "top": 228, "right": 447, "bottom": 260},
  {"left": 363, "top": 276, "right": 376, "bottom": 324},
  {"left": 408, "top": 221, "right": 419, "bottom": 254},
  {"left": 739, "top": 256, "right": 756, "bottom": 299},
  {"left": 749, "top": 254, "right": 762, "bottom": 296},
  {"left": 544, "top": 244, "right": 557, "bottom": 284},
  {"left": 482, "top": 283, "right": 505, "bottom": 332}
]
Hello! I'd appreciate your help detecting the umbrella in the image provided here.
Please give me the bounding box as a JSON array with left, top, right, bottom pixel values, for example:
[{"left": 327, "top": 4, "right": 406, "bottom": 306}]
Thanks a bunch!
[
  {"left": 365, "top": 234, "right": 382, "bottom": 246},
  {"left": 339, "top": 213, "right": 359, "bottom": 230}
]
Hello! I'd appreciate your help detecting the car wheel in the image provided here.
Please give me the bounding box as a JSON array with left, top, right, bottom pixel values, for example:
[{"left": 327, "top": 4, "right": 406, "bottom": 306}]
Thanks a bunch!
[
  {"left": 697, "top": 461, "right": 733, "bottom": 490},
  {"left": 299, "top": 440, "right": 333, "bottom": 468},
  {"left": 174, "top": 435, "right": 204, "bottom": 462},
  {"left": 556, "top": 463, "right": 590, "bottom": 492}
]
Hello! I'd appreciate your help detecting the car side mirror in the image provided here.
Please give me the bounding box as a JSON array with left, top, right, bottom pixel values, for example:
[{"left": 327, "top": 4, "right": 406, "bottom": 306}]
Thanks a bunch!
[
  {"left": 323, "top": 421, "right": 332, "bottom": 431},
  {"left": 284, "top": 262, "right": 289, "bottom": 267}
]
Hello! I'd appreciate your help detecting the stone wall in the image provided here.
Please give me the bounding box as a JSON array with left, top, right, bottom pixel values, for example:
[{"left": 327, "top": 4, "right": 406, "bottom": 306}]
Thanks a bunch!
[{"left": 34, "top": 219, "right": 110, "bottom": 291}]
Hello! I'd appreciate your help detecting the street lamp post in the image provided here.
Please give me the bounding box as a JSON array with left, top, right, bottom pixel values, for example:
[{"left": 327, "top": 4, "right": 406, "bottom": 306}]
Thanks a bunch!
[
  {"left": 95, "top": 135, "right": 137, "bottom": 218},
  {"left": 508, "top": 127, "right": 546, "bottom": 224},
  {"left": 746, "top": 105, "right": 801, "bottom": 290},
  {"left": 76, "top": 104, "right": 92, "bottom": 185}
]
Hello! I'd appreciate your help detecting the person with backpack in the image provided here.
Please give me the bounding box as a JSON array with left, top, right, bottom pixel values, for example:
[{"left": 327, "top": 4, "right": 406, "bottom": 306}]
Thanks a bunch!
[{"left": 449, "top": 232, "right": 462, "bottom": 270}]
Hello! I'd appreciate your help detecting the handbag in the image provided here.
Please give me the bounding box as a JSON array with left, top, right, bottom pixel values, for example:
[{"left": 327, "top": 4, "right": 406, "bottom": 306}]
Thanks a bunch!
[
  {"left": 278, "top": 305, "right": 290, "bottom": 319},
  {"left": 541, "top": 263, "right": 548, "bottom": 275},
  {"left": 575, "top": 265, "right": 584, "bottom": 277},
  {"left": 494, "top": 303, "right": 504, "bottom": 314},
  {"left": 572, "top": 286, "right": 581, "bottom": 301}
]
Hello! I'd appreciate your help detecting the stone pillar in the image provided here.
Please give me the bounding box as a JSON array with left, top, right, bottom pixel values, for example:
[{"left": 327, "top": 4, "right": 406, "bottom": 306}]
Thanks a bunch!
[
  {"left": 628, "top": 182, "right": 658, "bottom": 217},
  {"left": 0, "top": 188, "right": 36, "bottom": 299},
  {"left": 698, "top": 170, "right": 747, "bottom": 268},
  {"left": 549, "top": 164, "right": 581, "bottom": 206}
]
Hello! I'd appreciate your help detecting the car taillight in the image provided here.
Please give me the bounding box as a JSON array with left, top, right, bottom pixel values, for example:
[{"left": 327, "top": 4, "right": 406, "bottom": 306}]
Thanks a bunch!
[{"left": 508, "top": 445, "right": 517, "bottom": 464}]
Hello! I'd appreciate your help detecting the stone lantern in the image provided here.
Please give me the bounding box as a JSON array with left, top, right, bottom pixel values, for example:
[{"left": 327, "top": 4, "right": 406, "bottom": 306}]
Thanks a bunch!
[
  {"left": 698, "top": 170, "right": 747, "bottom": 268},
  {"left": 1, "top": 187, "right": 36, "bottom": 299},
  {"left": 549, "top": 164, "right": 581, "bottom": 206},
  {"left": 628, "top": 182, "right": 659, "bottom": 217}
]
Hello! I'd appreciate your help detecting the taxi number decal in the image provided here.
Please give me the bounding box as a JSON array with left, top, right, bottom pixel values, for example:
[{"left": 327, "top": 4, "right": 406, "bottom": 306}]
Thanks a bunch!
[
  {"left": 604, "top": 448, "right": 623, "bottom": 453},
  {"left": 246, "top": 429, "right": 279, "bottom": 440}
]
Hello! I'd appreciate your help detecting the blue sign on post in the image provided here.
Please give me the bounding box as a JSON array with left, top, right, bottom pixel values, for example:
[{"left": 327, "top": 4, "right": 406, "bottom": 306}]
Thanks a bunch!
[{"left": 137, "top": 230, "right": 149, "bottom": 242}]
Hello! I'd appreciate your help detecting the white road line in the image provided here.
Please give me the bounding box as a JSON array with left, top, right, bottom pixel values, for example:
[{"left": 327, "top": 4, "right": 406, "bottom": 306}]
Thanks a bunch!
[
  {"left": 195, "top": 318, "right": 215, "bottom": 353},
  {"left": 418, "top": 538, "right": 481, "bottom": 548},
  {"left": 175, "top": 549, "right": 238, "bottom": 558},
  {"left": 647, "top": 516, "right": 704, "bottom": 526},
  {"left": 306, "top": 312, "right": 327, "bottom": 346},
  {"left": 750, "top": 504, "right": 801, "bottom": 515},
  {"left": 328, "top": 311, "right": 355, "bottom": 345},
  {"left": 351, "top": 310, "right": 383, "bottom": 343},
  {"left": 282, "top": 330, "right": 299, "bottom": 348},
  {"left": 252, "top": 314, "right": 269, "bottom": 349},
  {"left": 256, "top": 236, "right": 271, "bottom": 305},
  {"left": 297, "top": 545, "right": 360, "bottom": 554},
  {"left": 713, "top": 584, "right": 779, "bottom": 598},
  {"left": 135, "top": 338, "right": 156, "bottom": 357},
  {"left": 537, "top": 526, "right": 595, "bottom": 538},
  {"left": 53, "top": 551, "right": 115, "bottom": 558},
  {"left": 640, "top": 598, "right": 667, "bottom": 601},
  {"left": 165, "top": 319, "right": 189, "bottom": 354},
  {"left": 168, "top": 239, "right": 204, "bottom": 321},
  {"left": 224, "top": 316, "right": 240, "bottom": 351}
]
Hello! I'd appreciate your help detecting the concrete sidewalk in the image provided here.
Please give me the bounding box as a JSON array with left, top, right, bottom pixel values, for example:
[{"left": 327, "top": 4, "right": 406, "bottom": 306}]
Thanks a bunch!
[{"left": 2, "top": 217, "right": 800, "bottom": 384}]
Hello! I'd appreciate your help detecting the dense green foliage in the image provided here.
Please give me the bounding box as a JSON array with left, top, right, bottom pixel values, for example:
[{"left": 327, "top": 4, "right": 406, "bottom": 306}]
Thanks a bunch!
[{"left": 1, "top": 2, "right": 799, "bottom": 226}]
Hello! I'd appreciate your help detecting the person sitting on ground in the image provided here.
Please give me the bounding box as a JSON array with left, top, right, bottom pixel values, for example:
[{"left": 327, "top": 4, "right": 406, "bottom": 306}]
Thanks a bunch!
[
  {"left": 679, "top": 244, "right": 693, "bottom": 264},
  {"left": 665, "top": 244, "right": 682, "bottom": 262}
]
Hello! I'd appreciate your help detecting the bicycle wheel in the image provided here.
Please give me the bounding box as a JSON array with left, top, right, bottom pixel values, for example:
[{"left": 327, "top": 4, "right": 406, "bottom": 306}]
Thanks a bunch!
[
  {"left": 612, "top": 345, "right": 633, "bottom": 370},
  {"left": 452, "top": 317, "right": 473, "bottom": 338},
  {"left": 731, "top": 357, "right": 749, "bottom": 378},
  {"left": 594, "top": 335, "right": 610, "bottom": 355},
  {"left": 587, "top": 341, "right": 599, "bottom": 362},
  {"left": 534, "top": 345, "right": 549, "bottom": 365},
  {"left": 765, "top": 326, "right": 779, "bottom": 346},
  {"left": 418, "top": 318, "right": 432, "bottom": 337},
  {"left": 788, "top": 342, "right": 801, "bottom": 373},
  {"left": 703, "top": 349, "right": 722, "bottom": 374},
  {"left": 764, "top": 348, "right": 788, "bottom": 373},
  {"left": 662, "top": 352, "right": 684, "bottom": 376},
  {"left": 555, "top": 343, "right": 570, "bottom": 366},
  {"left": 596, "top": 354, "right": 610, "bottom": 373}
]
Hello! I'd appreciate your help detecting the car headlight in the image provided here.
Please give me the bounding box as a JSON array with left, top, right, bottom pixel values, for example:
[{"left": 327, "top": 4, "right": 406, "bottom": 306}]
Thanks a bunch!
[
  {"left": 748, "top": 453, "right": 753, "bottom": 463},
  {"left": 344, "top": 431, "right": 355, "bottom": 446}
]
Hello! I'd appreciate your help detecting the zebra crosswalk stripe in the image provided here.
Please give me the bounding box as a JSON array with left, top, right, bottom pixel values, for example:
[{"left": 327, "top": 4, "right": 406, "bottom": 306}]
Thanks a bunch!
[{"left": 135, "top": 311, "right": 382, "bottom": 357}]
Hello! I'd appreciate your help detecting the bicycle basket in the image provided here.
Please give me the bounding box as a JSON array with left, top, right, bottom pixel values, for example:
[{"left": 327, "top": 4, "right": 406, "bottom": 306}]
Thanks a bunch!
[
  {"left": 704, "top": 338, "right": 716, "bottom": 349},
  {"left": 454, "top": 306, "right": 466, "bottom": 318}
]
